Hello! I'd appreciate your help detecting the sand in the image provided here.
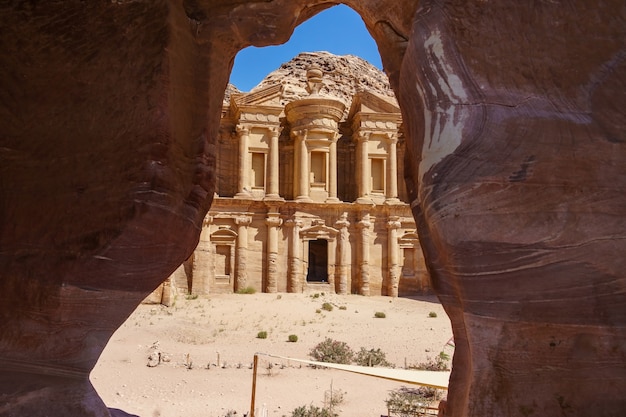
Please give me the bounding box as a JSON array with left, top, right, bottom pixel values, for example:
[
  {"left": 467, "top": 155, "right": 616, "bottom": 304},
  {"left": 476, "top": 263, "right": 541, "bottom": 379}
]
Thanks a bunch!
[{"left": 92, "top": 292, "right": 453, "bottom": 417}]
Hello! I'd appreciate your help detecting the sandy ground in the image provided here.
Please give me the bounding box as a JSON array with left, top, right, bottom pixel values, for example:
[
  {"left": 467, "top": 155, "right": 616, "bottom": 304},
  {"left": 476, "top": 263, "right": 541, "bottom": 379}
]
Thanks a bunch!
[{"left": 92, "top": 293, "right": 453, "bottom": 417}]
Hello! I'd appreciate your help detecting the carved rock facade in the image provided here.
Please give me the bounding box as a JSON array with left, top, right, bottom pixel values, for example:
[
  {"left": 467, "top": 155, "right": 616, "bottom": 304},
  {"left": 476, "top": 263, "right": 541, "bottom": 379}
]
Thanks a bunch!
[
  {"left": 0, "top": 1, "right": 624, "bottom": 417},
  {"left": 148, "top": 54, "right": 430, "bottom": 300}
]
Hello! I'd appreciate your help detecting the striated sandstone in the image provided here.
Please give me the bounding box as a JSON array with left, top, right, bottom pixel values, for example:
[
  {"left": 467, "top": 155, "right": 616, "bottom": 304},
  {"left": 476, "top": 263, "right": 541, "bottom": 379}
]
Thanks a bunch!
[{"left": 0, "top": 1, "right": 624, "bottom": 416}]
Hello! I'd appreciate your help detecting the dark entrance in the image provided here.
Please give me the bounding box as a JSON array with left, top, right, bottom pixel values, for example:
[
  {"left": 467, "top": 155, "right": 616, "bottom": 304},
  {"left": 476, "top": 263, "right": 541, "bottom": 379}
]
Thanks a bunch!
[{"left": 307, "top": 239, "right": 328, "bottom": 282}]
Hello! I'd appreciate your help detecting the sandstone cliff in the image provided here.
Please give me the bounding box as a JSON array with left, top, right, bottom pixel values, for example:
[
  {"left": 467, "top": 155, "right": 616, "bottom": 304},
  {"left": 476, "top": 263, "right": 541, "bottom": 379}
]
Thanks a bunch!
[{"left": 247, "top": 51, "right": 395, "bottom": 107}]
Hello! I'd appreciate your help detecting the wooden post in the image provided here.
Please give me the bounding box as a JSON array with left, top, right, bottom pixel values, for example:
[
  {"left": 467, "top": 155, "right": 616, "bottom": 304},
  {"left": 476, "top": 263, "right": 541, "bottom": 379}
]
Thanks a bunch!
[{"left": 250, "top": 354, "right": 259, "bottom": 417}]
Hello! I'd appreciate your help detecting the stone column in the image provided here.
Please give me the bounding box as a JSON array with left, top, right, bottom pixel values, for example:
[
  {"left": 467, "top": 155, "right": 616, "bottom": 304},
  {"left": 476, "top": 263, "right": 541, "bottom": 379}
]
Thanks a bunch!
[
  {"left": 192, "top": 216, "right": 213, "bottom": 295},
  {"left": 294, "top": 129, "right": 311, "bottom": 201},
  {"left": 265, "top": 211, "right": 283, "bottom": 293},
  {"left": 387, "top": 217, "right": 402, "bottom": 297},
  {"left": 234, "top": 215, "right": 252, "bottom": 291},
  {"left": 235, "top": 126, "right": 251, "bottom": 198},
  {"left": 285, "top": 218, "right": 303, "bottom": 293},
  {"left": 386, "top": 134, "right": 400, "bottom": 203},
  {"left": 335, "top": 213, "right": 350, "bottom": 295},
  {"left": 265, "top": 127, "right": 280, "bottom": 199},
  {"left": 356, "top": 132, "right": 371, "bottom": 202},
  {"left": 357, "top": 213, "right": 372, "bottom": 296},
  {"left": 327, "top": 133, "right": 339, "bottom": 202}
]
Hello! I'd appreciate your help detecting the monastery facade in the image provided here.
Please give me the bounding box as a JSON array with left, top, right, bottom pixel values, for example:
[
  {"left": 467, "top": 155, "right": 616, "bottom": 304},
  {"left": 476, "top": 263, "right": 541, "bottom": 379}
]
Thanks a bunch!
[{"left": 148, "top": 66, "right": 430, "bottom": 304}]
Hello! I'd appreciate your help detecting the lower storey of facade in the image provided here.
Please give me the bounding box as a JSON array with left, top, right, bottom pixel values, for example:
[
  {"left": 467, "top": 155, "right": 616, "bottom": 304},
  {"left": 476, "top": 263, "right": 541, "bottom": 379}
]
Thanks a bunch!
[{"left": 146, "top": 197, "right": 431, "bottom": 304}]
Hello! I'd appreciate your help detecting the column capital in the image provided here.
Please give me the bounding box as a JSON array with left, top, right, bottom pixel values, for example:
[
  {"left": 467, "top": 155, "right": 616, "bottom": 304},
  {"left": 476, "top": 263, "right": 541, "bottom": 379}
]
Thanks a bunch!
[
  {"left": 234, "top": 215, "right": 252, "bottom": 226},
  {"left": 355, "top": 131, "right": 371, "bottom": 142},
  {"left": 387, "top": 217, "right": 402, "bottom": 229},
  {"left": 285, "top": 218, "right": 304, "bottom": 228},
  {"left": 335, "top": 212, "right": 350, "bottom": 229},
  {"left": 269, "top": 126, "right": 280, "bottom": 137},
  {"left": 265, "top": 214, "right": 283, "bottom": 228},
  {"left": 290, "top": 128, "right": 308, "bottom": 140},
  {"left": 236, "top": 125, "right": 250, "bottom": 136},
  {"left": 357, "top": 214, "right": 372, "bottom": 229},
  {"left": 386, "top": 132, "right": 399, "bottom": 144}
]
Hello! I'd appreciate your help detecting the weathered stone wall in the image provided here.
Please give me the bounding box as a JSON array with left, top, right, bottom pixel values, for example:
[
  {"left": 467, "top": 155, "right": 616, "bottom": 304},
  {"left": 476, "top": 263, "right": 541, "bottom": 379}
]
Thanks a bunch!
[{"left": 0, "top": 1, "right": 624, "bottom": 416}]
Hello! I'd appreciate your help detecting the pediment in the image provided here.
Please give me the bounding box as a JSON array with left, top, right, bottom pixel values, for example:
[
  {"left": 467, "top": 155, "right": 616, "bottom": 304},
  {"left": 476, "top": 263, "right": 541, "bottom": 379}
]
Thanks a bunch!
[
  {"left": 300, "top": 224, "right": 339, "bottom": 239},
  {"left": 231, "top": 84, "right": 284, "bottom": 108},
  {"left": 348, "top": 90, "right": 400, "bottom": 119}
]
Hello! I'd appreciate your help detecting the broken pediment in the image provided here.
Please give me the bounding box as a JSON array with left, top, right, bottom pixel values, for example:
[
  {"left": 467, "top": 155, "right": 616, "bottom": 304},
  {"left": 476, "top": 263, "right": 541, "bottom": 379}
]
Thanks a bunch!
[{"left": 348, "top": 90, "right": 400, "bottom": 118}]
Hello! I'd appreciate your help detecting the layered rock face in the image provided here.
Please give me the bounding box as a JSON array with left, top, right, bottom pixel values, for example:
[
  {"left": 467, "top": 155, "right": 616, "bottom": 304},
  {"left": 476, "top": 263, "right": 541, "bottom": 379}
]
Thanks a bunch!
[{"left": 0, "top": 1, "right": 624, "bottom": 417}]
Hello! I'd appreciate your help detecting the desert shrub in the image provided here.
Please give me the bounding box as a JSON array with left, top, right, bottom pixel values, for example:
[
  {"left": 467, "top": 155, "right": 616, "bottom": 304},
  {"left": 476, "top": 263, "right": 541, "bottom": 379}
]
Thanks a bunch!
[
  {"left": 186, "top": 293, "right": 198, "bottom": 300},
  {"left": 412, "top": 351, "right": 450, "bottom": 371},
  {"left": 315, "top": 309, "right": 322, "bottom": 314},
  {"left": 338, "top": 305, "right": 347, "bottom": 310},
  {"left": 257, "top": 331, "right": 268, "bottom": 339},
  {"left": 374, "top": 311, "right": 386, "bottom": 318},
  {"left": 309, "top": 338, "right": 354, "bottom": 364},
  {"left": 428, "top": 311, "right": 437, "bottom": 318},
  {"left": 322, "top": 302, "right": 333, "bottom": 312},
  {"left": 288, "top": 334, "right": 298, "bottom": 343},
  {"left": 354, "top": 347, "right": 392, "bottom": 367},
  {"left": 324, "top": 388, "right": 345, "bottom": 409},
  {"left": 312, "top": 293, "right": 320, "bottom": 299},
  {"left": 385, "top": 386, "right": 444, "bottom": 417},
  {"left": 290, "top": 405, "right": 334, "bottom": 417},
  {"left": 236, "top": 286, "right": 256, "bottom": 294}
]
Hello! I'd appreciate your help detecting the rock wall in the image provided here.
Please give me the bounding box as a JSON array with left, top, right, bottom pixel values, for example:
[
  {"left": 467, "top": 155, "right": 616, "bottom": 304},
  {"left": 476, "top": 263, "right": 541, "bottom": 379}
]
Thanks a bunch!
[{"left": 0, "top": 1, "right": 624, "bottom": 416}]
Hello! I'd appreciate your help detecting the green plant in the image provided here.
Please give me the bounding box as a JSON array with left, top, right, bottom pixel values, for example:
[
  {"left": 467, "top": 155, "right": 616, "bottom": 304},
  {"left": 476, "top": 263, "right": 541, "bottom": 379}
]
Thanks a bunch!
[
  {"left": 428, "top": 311, "right": 437, "bottom": 318},
  {"left": 288, "top": 334, "right": 298, "bottom": 342},
  {"left": 236, "top": 286, "right": 256, "bottom": 294},
  {"left": 312, "top": 293, "right": 320, "bottom": 299},
  {"left": 385, "top": 386, "right": 443, "bottom": 417},
  {"left": 322, "top": 302, "right": 333, "bottom": 312},
  {"left": 257, "top": 331, "right": 268, "bottom": 339},
  {"left": 338, "top": 305, "right": 347, "bottom": 310},
  {"left": 290, "top": 405, "right": 335, "bottom": 417},
  {"left": 411, "top": 351, "right": 450, "bottom": 371},
  {"left": 309, "top": 338, "right": 354, "bottom": 364},
  {"left": 186, "top": 293, "right": 198, "bottom": 300},
  {"left": 374, "top": 311, "right": 386, "bottom": 318},
  {"left": 315, "top": 309, "right": 322, "bottom": 314},
  {"left": 354, "top": 347, "right": 392, "bottom": 367}
]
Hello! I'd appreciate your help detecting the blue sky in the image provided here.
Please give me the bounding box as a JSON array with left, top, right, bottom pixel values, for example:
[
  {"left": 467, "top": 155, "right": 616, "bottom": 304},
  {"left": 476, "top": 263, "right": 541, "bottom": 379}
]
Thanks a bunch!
[{"left": 229, "top": 4, "right": 382, "bottom": 91}]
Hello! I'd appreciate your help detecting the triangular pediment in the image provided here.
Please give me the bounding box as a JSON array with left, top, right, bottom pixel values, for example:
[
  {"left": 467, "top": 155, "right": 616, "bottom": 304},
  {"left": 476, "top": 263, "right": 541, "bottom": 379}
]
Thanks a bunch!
[{"left": 300, "top": 224, "right": 339, "bottom": 239}]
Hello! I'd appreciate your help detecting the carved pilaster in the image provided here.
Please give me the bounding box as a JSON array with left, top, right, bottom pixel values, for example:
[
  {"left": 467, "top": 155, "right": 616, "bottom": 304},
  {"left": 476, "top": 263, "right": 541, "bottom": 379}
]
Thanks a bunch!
[
  {"left": 235, "top": 126, "right": 252, "bottom": 198},
  {"left": 265, "top": 213, "right": 283, "bottom": 293},
  {"left": 234, "top": 215, "right": 252, "bottom": 291},
  {"left": 356, "top": 132, "right": 372, "bottom": 203},
  {"left": 334, "top": 213, "right": 351, "bottom": 295},
  {"left": 285, "top": 218, "right": 304, "bottom": 293},
  {"left": 327, "top": 133, "right": 340, "bottom": 203},
  {"left": 387, "top": 217, "right": 402, "bottom": 297},
  {"left": 386, "top": 133, "right": 400, "bottom": 203},
  {"left": 356, "top": 213, "right": 372, "bottom": 296},
  {"left": 265, "top": 127, "right": 281, "bottom": 199}
]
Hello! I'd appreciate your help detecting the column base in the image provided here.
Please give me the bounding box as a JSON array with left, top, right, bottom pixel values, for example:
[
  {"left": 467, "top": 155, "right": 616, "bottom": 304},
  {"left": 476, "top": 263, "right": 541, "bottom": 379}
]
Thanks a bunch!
[
  {"left": 384, "top": 197, "right": 402, "bottom": 205},
  {"left": 234, "top": 191, "right": 253, "bottom": 199},
  {"left": 263, "top": 194, "right": 284, "bottom": 202},
  {"left": 295, "top": 195, "right": 312, "bottom": 203},
  {"left": 325, "top": 197, "right": 341, "bottom": 203},
  {"left": 356, "top": 197, "right": 375, "bottom": 205}
]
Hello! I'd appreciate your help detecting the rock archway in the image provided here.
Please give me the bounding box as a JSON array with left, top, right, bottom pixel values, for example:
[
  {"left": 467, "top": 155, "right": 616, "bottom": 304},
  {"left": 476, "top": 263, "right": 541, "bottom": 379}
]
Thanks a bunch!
[{"left": 0, "top": 1, "right": 624, "bottom": 416}]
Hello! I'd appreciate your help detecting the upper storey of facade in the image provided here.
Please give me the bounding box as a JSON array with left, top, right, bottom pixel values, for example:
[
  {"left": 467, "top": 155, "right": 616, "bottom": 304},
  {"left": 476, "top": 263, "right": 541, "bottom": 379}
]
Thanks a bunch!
[{"left": 216, "top": 61, "right": 408, "bottom": 205}]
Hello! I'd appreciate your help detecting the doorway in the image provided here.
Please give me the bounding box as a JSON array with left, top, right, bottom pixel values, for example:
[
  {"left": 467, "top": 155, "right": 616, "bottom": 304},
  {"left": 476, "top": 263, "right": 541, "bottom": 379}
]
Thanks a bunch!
[{"left": 307, "top": 239, "right": 328, "bottom": 282}]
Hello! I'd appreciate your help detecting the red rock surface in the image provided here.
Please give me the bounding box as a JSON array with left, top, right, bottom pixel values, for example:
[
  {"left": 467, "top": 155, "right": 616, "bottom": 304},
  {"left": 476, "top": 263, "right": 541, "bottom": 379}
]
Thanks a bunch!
[{"left": 0, "top": 1, "right": 624, "bottom": 416}]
